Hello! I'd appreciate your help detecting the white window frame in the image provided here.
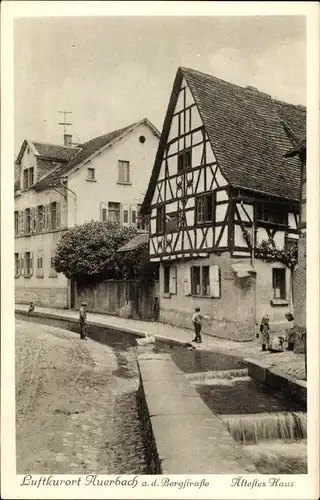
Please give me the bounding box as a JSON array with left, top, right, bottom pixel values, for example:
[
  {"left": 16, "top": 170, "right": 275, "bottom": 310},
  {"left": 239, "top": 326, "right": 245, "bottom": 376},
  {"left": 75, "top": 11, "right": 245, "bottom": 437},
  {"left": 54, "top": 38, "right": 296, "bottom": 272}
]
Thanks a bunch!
[
  {"left": 108, "top": 202, "right": 121, "bottom": 223},
  {"left": 118, "top": 160, "right": 130, "bottom": 184},
  {"left": 87, "top": 167, "right": 96, "bottom": 181}
]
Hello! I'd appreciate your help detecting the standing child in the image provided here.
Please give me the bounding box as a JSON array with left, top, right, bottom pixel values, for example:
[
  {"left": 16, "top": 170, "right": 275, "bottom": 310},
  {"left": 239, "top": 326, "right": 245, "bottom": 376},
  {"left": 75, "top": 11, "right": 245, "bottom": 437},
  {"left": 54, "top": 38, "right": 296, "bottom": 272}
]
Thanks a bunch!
[
  {"left": 259, "top": 314, "right": 270, "bottom": 352},
  {"left": 79, "top": 302, "right": 88, "bottom": 340},
  {"left": 285, "top": 312, "right": 295, "bottom": 351},
  {"left": 192, "top": 307, "right": 209, "bottom": 343}
]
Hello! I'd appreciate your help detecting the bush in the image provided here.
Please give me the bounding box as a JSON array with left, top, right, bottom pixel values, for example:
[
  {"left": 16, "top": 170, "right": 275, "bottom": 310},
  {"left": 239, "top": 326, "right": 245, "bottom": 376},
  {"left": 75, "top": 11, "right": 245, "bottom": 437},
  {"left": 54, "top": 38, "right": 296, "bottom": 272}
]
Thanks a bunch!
[{"left": 53, "top": 220, "right": 138, "bottom": 283}]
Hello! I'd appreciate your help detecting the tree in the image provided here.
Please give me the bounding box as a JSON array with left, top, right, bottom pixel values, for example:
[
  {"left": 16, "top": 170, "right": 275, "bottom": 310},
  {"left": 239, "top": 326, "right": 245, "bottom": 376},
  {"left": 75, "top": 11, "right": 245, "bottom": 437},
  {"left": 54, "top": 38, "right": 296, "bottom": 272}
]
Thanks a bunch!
[
  {"left": 53, "top": 220, "right": 138, "bottom": 283},
  {"left": 116, "top": 242, "right": 159, "bottom": 282}
]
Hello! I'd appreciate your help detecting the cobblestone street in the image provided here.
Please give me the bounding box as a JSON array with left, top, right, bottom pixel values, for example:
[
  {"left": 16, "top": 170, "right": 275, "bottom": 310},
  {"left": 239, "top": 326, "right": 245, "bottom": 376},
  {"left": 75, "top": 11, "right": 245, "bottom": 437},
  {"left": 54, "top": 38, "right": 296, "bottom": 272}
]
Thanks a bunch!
[{"left": 15, "top": 319, "right": 148, "bottom": 474}]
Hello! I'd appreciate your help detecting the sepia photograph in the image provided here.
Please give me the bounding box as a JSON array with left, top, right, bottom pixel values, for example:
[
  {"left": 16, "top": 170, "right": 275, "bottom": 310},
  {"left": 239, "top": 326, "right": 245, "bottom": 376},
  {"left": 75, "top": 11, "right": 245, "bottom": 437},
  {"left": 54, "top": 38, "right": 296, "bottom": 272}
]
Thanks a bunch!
[{"left": 1, "top": 2, "right": 319, "bottom": 499}]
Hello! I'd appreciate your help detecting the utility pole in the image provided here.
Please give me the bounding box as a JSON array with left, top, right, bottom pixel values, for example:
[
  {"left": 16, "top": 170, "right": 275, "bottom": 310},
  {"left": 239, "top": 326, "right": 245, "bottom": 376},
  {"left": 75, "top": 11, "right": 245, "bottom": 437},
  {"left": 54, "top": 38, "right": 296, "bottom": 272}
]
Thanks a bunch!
[{"left": 58, "top": 110, "right": 73, "bottom": 146}]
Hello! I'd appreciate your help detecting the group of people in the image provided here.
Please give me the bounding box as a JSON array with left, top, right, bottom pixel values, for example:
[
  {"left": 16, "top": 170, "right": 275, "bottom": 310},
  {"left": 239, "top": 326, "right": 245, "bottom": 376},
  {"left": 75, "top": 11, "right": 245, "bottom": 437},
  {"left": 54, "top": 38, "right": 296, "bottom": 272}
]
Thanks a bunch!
[
  {"left": 28, "top": 300, "right": 296, "bottom": 353},
  {"left": 259, "top": 312, "right": 295, "bottom": 353}
]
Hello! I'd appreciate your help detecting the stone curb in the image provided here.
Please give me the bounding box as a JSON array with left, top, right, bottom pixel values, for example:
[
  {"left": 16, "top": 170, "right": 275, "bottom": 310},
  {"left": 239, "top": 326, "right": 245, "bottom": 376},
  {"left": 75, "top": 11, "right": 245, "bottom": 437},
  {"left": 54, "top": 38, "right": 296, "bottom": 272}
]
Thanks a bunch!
[
  {"left": 15, "top": 307, "right": 191, "bottom": 347},
  {"left": 244, "top": 357, "right": 307, "bottom": 409}
]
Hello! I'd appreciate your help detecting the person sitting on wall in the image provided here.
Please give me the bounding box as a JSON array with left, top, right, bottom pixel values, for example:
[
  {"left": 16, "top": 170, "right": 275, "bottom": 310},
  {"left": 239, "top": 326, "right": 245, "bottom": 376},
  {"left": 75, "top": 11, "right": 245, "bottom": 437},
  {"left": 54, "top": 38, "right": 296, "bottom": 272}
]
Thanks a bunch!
[
  {"left": 259, "top": 314, "right": 270, "bottom": 352},
  {"left": 268, "top": 336, "right": 285, "bottom": 353},
  {"left": 285, "top": 312, "right": 295, "bottom": 351},
  {"left": 27, "top": 301, "right": 35, "bottom": 316}
]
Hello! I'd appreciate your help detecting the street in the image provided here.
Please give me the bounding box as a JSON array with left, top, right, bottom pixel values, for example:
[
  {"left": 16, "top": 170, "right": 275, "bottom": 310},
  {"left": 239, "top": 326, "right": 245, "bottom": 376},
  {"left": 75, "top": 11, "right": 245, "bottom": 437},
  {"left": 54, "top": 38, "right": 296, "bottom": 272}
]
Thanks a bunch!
[{"left": 15, "top": 319, "right": 147, "bottom": 474}]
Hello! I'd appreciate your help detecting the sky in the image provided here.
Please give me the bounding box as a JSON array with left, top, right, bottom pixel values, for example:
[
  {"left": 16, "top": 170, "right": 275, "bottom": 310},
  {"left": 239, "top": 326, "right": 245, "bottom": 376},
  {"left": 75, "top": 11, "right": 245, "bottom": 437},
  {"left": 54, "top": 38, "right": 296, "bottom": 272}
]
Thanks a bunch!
[{"left": 14, "top": 15, "right": 306, "bottom": 154}]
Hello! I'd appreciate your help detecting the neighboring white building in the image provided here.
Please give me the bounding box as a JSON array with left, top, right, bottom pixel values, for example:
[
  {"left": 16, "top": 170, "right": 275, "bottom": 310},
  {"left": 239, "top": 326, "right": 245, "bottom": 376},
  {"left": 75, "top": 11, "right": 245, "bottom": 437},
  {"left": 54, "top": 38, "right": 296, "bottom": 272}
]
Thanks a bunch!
[
  {"left": 14, "top": 119, "right": 160, "bottom": 308},
  {"left": 140, "top": 67, "right": 306, "bottom": 341}
]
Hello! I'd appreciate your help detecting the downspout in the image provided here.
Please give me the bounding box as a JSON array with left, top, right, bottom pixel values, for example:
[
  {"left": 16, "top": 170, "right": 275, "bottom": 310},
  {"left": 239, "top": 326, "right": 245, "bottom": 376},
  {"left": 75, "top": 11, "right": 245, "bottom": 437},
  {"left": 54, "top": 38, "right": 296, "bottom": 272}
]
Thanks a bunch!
[
  {"left": 60, "top": 177, "right": 77, "bottom": 310},
  {"left": 241, "top": 199, "right": 257, "bottom": 335},
  {"left": 60, "top": 177, "right": 77, "bottom": 226}
]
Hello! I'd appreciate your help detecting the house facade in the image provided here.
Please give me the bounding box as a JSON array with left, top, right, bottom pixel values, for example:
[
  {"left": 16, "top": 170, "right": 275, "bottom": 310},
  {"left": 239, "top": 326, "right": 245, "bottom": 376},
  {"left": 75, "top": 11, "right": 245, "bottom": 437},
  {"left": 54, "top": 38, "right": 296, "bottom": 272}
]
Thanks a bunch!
[
  {"left": 286, "top": 140, "right": 307, "bottom": 336},
  {"left": 141, "top": 67, "right": 306, "bottom": 341},
  {"left": 14, "top": 119, "right": 160, "bottom": 308}
]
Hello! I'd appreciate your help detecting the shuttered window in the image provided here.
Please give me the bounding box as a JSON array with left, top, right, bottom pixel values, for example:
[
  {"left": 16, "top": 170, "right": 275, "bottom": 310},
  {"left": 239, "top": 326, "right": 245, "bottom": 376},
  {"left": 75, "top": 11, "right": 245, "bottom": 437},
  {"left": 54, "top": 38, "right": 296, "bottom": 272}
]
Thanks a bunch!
[
  {"left": 25, "top": 208, "right": 31, "bottom": 234},
  {"left": 24, "top": 252, "right": 33, "bottom": 277},
  {"left": 191, "top": 265, "right": 220, "bottom": 297}
]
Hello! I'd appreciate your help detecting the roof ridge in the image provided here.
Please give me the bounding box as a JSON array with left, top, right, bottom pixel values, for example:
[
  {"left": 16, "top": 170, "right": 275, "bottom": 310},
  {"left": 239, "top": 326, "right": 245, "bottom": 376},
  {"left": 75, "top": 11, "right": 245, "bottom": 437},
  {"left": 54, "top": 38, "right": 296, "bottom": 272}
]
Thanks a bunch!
[
  {"left": 181, "top": 66, "right": 306, "bottom": 109},
  {"left": 80, "top": 121, "right": 140, "bottom": 146},
  {"left": 31, "top": 140, "right": 79, "bottom": 150}
]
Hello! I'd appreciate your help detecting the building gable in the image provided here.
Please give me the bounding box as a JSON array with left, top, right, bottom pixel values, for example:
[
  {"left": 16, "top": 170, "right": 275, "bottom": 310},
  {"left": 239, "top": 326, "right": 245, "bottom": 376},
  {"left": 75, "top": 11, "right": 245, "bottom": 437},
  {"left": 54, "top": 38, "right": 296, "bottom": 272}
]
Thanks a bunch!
[{"left": 148, "top": 75, "right": 229, "bottom": 261}]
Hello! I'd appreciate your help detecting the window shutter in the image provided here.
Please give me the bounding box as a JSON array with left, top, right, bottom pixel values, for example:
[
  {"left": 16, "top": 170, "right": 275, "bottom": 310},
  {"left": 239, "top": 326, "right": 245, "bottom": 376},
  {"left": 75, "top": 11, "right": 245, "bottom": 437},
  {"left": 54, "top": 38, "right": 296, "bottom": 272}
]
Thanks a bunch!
[
  {"left": 30, "top": 252, "right": 34, "bottom": 276},
  {"left": 44, "top": 205, "right": 49, "bottom": 231},
  {"left": 169, "top": 265, "right": 177, "bottom": 294},
  {"left": 209, "top": 265, "right": 220, "bottom": 298},
  {"left": 36, "top": 207, "right": 40, "bottom": 232},
  {"left": 16, "top": 254, "right": 21, "bottom": 276},
  {"left": 184, "top": 267, "right": 191, "bottom": 296},
  {"left": 31, "top": 208, "right": 36, "bottom": 233},
  {"left": 122, "top": 204, "right": 130, "bottom": 226},
  {"left": 56, "top": 202, "right": 61, "bottom": 229},
  {"left": 20, "top": 254, "right": 24, "bottom": 276},
  {"left": 20, "top": 211, "right": 24, "bottom": 235},
  {"left": 47, "top": 204, "right": 52, "bottom": 230}
]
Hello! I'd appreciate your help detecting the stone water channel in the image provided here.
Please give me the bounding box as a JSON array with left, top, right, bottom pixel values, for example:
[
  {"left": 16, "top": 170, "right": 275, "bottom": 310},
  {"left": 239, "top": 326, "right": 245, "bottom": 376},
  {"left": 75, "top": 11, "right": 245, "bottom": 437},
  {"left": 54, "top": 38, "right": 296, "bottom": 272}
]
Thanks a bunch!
[{"left": 16, "top": 314, "right": 307, "bottom": 474}]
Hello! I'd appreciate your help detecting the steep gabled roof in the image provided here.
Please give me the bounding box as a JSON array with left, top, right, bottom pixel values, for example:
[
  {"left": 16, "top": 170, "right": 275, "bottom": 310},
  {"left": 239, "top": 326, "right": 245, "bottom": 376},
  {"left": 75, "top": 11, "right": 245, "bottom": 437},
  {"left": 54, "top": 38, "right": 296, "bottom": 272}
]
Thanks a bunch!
[
  {"left": 32, "top": 141, "right": 78, "bottom": 161},
  {"left": 34, "top": 118, "right": 160, "bottom": 190},
  {"left": 141, "top": 67, "right": 306, "bottom": 212},
  {"left": 16, "top": 139, "right": 77, "bottom": 164}
]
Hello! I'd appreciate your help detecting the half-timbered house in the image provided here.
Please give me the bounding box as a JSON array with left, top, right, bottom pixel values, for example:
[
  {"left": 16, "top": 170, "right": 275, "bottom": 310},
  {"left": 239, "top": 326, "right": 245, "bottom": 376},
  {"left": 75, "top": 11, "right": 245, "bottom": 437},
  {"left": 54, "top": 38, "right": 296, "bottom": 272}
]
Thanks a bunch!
[{"left": 141, "top": 67, "right": 306, "bottom": 341}]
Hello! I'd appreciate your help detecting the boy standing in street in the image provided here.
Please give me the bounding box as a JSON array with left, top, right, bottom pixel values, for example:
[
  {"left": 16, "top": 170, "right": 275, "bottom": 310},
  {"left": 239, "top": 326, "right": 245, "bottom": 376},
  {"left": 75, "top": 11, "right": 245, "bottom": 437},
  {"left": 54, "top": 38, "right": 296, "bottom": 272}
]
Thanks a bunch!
[
  {"left": 79, "top": 302, "right": 88, "bottom": 340},
  {"left": 192, "top": 307, "right": 209, "bottom": 343}
]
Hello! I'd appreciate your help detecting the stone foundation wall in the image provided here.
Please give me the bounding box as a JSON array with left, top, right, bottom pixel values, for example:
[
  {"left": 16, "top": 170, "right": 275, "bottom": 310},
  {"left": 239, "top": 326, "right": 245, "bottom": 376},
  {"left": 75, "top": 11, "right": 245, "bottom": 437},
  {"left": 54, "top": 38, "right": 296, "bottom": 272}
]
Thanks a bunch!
[{"left": 15, "top": 287, "right": 68, "bottom": 309}]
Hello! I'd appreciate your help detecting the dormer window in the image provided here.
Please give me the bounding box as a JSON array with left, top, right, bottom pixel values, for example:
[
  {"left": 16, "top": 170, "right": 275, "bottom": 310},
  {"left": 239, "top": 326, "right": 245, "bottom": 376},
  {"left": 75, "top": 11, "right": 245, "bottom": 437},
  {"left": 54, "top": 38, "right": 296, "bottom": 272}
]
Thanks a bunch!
[
  {"left": 177, "top": 148, "right": 192, "bottom": 172},
  {"left": 23, "top": 167, "right": 34, "bottom": 189}
]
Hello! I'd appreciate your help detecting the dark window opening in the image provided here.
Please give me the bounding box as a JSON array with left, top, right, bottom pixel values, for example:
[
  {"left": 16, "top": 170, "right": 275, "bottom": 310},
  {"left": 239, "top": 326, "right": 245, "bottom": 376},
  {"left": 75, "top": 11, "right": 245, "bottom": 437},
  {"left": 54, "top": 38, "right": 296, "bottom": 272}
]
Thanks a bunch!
[
  {"left": 164, "top": 266, "right": 170, "bottom": 294},
  {"left": 37, "top": 205, "right": 44, "bottom": 232},
  {"left": 257, "top": 203, "right": 288, "bottom": 225},
  {"left": 177, "top": 148, "right": 192, "bottom": 172},
  {"left": 25, "top": 208, "right": 31, "bottom": 234},
  {"left": 156, "top": 206, "right": 165, "bottom": 233},
  {"left": 272, "top": 268, "right": 286, "bottom": 299},
  {"left": 195, "top": 194, "right": 214, "bottom": 224},
  {"left": 166, "top": 212, "right": 178, "bottom": 232},
  {"left": 50, "top": 202, "right": 57, "bottom": 230},
  {"left": 139, "top": 135, "right": 146, "bottom": 143},
  {"left": 25, "top": 252, "right": 32, "bottom": 276}
]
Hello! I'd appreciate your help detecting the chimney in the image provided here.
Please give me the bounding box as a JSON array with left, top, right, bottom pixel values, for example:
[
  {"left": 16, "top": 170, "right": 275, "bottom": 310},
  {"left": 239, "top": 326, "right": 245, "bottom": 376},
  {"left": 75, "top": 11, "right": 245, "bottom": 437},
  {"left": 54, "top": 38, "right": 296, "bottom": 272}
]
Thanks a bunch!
[{"left": 64, "top": 133, "right": 73, "bottom": 147}]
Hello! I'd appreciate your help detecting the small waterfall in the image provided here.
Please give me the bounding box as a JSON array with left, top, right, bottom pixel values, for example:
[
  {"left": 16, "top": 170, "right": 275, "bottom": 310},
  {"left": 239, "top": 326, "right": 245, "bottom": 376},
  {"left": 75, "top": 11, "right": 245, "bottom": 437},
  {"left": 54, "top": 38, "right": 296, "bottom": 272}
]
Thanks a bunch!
[
  {"left": 220, "top": 412, "right": 307, "bottom": 444},
  {"left": 244, "top": 440, "right": 308, "bottom": 474},
  {"left": 187, "top": 368, "right": 249, "bottom": 383}
]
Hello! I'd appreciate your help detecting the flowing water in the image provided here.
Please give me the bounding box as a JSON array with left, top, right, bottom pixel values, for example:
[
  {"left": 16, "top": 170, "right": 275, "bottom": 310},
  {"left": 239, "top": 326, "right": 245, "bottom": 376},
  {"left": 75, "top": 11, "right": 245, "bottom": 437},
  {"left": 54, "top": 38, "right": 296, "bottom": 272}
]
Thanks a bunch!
[
  {"left": 17, "top": 314, "right": 307, "bottom": 474},
  {"left": 188, "top": 368, "right": 307, "bottom": 474}
]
